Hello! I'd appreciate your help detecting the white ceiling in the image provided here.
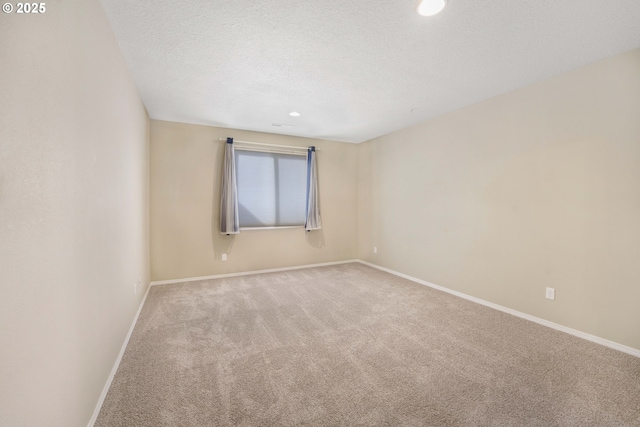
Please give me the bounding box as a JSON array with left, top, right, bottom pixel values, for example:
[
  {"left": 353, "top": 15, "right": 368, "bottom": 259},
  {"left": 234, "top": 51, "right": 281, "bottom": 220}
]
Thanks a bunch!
[{"left": 101, "top": 0, "right": 640, "bottom": 143}]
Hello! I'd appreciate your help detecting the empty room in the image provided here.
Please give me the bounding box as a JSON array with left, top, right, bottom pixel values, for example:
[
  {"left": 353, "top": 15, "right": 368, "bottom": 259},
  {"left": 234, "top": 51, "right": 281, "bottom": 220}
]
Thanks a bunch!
[{"left": 2, "top": 0, "right": 640, "bottom": 426}]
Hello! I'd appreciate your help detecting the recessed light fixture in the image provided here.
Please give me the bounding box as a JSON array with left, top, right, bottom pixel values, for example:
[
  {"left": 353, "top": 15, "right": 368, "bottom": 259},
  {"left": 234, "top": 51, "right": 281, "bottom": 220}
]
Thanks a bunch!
[
  {"left": 289, "top": 111, "right": 301, "bottom": 117},
  {"left": 417, "top": 0, "right": 446, "bottom": 16}
]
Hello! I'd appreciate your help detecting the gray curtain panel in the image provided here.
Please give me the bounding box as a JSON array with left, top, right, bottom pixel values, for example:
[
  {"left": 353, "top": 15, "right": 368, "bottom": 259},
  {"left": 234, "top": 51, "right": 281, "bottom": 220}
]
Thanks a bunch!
[
  {"left": 220, "top": 138, "right": 240, "bottom": 234},
  {"left": 304, "top": 146, "right": 321, "bottom": 231}
]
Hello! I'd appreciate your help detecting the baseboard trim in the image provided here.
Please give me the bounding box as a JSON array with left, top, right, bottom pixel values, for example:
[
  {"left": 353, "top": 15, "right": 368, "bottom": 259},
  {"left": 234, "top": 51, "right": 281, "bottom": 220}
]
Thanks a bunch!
[
  {"left": 87, "top": 283, "right": 152, "bottom": 427},
  {"left": 150, "top": 259, "right": 359, "bottom": 286},
  {"left": 357, "top": 260, "right": 640, "bottom": 359}
]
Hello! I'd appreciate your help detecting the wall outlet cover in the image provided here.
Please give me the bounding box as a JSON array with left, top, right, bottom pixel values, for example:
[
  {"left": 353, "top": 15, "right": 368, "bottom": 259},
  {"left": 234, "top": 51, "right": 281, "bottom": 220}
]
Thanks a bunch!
[{"left": 545, "top": 287, "right": 555, "bottom": 300}]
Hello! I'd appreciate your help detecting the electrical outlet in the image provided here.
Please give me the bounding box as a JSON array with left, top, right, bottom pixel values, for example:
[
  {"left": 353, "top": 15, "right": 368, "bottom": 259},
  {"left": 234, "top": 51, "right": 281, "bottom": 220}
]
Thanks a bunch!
[
  {"left": 221, "top": 254, "right": 227, "bottom": 261},
  {"left": 373, "top": 246, "right": 377, "bottom": 254},
  {"left": 133, "top": 280, "right": 142, "bottom": 296},
  {"left": 545, "top": 287, "right": 555, "bottom": 300}
]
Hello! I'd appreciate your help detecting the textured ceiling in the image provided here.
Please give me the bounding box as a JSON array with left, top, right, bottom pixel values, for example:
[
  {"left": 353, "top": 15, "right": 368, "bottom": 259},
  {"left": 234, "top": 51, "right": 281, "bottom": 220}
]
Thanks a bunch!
[{"left": 100, "top": 0, "right": 640, "bottom": 143}]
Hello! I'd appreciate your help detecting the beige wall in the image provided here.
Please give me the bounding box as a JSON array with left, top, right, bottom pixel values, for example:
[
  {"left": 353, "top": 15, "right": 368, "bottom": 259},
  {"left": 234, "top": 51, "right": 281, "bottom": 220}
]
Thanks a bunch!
[
  {"left": 359, "top": 48, "right": 640, "bottom": 351},
  {"left": 0, "top": 1, "right": 150, "bottom": 426},
  {"left": 150, "top": 120, "right": 358, "bottom": 281}
]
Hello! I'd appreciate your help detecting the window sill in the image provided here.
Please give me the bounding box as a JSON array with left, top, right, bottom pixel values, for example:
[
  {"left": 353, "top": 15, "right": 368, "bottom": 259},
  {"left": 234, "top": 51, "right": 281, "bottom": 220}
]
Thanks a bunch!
[{"left": 239, "top": 226, "right": 304, "bottom": 231}]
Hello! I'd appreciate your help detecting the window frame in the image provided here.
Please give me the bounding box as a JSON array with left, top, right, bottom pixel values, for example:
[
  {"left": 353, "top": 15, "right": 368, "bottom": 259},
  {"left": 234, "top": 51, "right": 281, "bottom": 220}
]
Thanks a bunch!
[{"left": 234, "top": 146, "right": 308, "bottom": 231}]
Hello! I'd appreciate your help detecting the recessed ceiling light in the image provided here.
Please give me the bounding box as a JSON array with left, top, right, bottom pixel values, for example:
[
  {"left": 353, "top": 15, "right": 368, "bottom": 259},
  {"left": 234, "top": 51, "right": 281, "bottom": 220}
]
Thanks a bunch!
[
  {"left": 289, "top": 111, "right": 301, "bottom": 117},
  {"left": 417, "top": 0, "right": 446, "bottom": 16}
]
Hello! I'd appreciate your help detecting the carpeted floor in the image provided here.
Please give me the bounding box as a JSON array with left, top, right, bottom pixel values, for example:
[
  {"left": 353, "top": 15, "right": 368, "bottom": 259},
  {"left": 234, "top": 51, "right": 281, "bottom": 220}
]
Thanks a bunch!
[{"left": 95, "top": 263, "right": 640, "bottom": 426}]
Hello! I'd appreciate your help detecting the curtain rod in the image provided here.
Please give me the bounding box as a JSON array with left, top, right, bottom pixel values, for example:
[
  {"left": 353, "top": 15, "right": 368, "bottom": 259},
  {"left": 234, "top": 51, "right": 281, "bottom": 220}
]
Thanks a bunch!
[{"left": 218, "top": 138, "right": 319, "bottom": 151}]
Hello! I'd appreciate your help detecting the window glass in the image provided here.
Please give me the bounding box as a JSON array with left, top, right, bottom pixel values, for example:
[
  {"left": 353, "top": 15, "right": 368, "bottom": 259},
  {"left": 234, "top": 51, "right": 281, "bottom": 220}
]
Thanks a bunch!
[{"left": 235, "top": 150, "right": 307, "bottom": 227}]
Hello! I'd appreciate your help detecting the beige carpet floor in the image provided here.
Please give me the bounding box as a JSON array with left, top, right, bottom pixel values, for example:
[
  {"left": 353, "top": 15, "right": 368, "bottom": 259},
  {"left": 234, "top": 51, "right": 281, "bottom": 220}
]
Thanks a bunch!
[{"left": 96, "top": 263, "right": 640, "bottom": 426}]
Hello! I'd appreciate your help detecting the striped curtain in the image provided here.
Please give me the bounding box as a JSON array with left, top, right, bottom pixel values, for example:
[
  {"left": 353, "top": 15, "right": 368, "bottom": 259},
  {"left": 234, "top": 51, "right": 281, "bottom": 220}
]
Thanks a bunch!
[
  {"left": 220, "top": 138, "right": 239, "bottom": 234},
  {"left": 304, "top": 146, "right": 321, "bottom": 231}
]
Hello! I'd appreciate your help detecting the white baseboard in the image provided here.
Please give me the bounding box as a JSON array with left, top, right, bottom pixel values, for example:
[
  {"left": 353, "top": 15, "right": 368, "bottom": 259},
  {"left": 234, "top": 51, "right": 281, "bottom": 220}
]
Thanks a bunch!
[
  {"left": 87, "top": 284, "right": 152, "bottom": 427},
  {"left": 150, "top": 259, "right": 359, "bottom": 286},
  {"left": 357, "top": 260, "right": 640, "bottom": 359}
]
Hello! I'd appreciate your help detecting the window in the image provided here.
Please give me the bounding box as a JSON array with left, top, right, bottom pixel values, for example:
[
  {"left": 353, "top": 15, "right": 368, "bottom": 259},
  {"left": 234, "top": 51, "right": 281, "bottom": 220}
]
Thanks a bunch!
[{"left": 235, "top": 149, "right": 307, "bottom": 228}]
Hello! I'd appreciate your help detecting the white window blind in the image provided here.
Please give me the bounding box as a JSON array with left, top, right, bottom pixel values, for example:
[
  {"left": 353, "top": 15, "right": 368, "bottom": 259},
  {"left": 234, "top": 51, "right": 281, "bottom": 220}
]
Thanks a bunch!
[{"left": 235, "top": 150, "right": 307, "bottom": 227}]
